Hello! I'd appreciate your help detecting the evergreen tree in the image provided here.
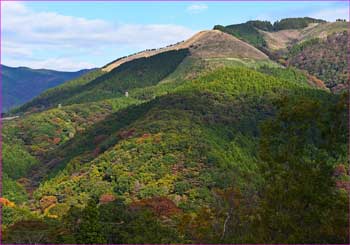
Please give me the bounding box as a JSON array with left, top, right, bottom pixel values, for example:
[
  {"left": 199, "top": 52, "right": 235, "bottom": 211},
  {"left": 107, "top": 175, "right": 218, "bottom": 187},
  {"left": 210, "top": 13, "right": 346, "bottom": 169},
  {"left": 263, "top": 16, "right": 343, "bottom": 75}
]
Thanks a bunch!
[{"left": 75, "top": 199, "right": 106, "bottom": 244}]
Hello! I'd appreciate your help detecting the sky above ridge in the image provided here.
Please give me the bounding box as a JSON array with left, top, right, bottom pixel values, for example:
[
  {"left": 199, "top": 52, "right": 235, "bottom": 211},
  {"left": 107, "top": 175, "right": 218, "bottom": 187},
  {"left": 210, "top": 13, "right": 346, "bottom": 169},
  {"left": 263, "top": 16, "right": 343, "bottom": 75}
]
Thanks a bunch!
[{"left": 2, "top": 1, "right": 348, "bottom": 71}]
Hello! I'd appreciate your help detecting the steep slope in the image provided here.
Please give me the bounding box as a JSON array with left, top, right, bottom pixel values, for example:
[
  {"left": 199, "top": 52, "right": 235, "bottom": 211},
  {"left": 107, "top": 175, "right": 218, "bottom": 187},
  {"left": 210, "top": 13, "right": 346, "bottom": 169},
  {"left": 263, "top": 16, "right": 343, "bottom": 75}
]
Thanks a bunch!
[
  {"left": 286, "top": 31, "right": 348, "bottom": 91},
  {"left": 216, "top": 19, "right": 347, "bottom": 91},
  {"left": 213, "top": 18, "right": 325, "bottom": 50},
  {"left": 261, "top": 21, "right": 348, "bottom": 51},
  {"left": 268, "top": 21, "right": 348, "bottom": 91},
  {"left": 186, "top": 30, "right": 268, "bottom": 59},
  {"left": 1, "top": 65, "right": 93, "bottom": 112},
  {"left": 103, "top": 30, "right": 268, "bottom": 72},
  {"left": 300, "top": 20, "right": 348, "bottom": 41},
  {"left": 214, "top": 22, "right": 268, "bottom": 49},
  {"left": 260, "top": 29, "right": 302, "bottom": 50}
]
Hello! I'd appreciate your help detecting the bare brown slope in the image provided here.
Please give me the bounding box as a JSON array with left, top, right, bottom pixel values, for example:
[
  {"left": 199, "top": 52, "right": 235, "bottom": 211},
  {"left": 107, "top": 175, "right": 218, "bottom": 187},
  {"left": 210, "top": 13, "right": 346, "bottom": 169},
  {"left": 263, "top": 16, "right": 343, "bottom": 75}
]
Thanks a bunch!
[
  {"left": 261, "top": 22, "right": 348, "bottom": 51},
  {"left": 260, "top": 29, "right": 302, "bottom": 50},
  {"left": 102, "top": 30, "right": 268, "bottom": 72}
]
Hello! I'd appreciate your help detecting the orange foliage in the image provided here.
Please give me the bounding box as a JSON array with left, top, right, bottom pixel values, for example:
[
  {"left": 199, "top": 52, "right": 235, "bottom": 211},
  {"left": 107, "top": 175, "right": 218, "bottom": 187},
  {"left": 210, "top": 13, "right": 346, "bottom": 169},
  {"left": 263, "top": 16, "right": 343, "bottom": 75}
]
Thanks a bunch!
[
  {"left": 214, "top": 187, "right": 242, "bottom": 208},
  {"left": 306, "top": 74, "right": 327, "bottom": 89},
  {"left": 99, "top": 194, "right": 116, "bottom": 204},
  {"left": 177, "top": 207, "right": 215, "bottom": 243},
  {"left": 153, "top": 133, "right": 162, "bottom": 143},
  {"left": 136, "top": 133, "right": 152, "bottom": 144},
  {"left": 40, "top": 196, "right": 57, "bottom": 211},
  {"left": 0, "top": 197, "right": 15, "bottom": 208},
  {"left": 130, "top": 197, "right": 181, "bottom": 217}
]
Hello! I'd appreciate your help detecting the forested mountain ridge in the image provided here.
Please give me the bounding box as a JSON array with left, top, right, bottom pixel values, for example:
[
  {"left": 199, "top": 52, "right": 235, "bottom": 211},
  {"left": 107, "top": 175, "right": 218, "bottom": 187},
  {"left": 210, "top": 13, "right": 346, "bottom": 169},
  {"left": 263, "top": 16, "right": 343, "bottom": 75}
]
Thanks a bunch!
[
  {"left": 1, "top": 65, "right": 94, "bottom": 112},
  {"left": 10, "top": 30, "right": 269, "bottom": 115},
  {"left": 214, "top": 18, "right": 348, "bottom": 91},
  {"left": 2, "top": 18, "right": 349, "bottom": 244}
]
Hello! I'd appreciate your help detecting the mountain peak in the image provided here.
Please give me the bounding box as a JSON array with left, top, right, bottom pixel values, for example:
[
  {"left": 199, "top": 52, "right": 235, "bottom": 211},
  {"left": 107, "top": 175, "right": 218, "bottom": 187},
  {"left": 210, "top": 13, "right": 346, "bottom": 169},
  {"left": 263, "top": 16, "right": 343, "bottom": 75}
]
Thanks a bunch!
[{"left": 102, "top": 29, "right": 268, "bottom": 72}]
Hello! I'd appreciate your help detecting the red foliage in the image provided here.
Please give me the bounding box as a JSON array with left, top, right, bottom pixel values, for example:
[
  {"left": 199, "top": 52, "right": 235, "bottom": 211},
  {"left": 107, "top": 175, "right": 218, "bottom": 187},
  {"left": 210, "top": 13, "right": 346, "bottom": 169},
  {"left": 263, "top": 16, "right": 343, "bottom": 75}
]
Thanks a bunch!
[
  {"left": 129, "top": 197, "right": 181, "bottom": 217},
  {"left": 334, "top": 164, "right": 346, "bottom": 177},
  {"left": 118, "top": 129, "right": 135, "bottom": 139},
  {"left": 99, "top": 194, "right": 116, "bottom": 204},
  {"left": 141, "top": 133, "right": 151, "bottom": 139},
  {"left": 52, "top": 137, "right": 61, "bottom": 144},
  {"left": 136, "top": 133, "right": 153, "bottom": 144},
  {"left": 336, "top": 181, "right": 350, "bottom": 192}
]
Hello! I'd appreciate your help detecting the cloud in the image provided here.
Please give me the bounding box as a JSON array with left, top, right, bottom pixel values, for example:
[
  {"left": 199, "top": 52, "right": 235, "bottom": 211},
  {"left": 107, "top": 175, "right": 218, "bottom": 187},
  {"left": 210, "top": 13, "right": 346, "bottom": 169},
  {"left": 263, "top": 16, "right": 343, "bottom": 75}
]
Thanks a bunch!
[
  {"left": 310, "top": 7, "right": 348, "bottom": 21},
  {"left": 2, "top": 2, "right": 196, "bottom": 70},
  {"left": 36, "top": 59, "right": 96, "bottom": 72},
  {"left": 5, "top": 58, "right": 97, "bottom": 72},
  {"left": 186, "top": 4, "right": 208, "bottom": 14}
]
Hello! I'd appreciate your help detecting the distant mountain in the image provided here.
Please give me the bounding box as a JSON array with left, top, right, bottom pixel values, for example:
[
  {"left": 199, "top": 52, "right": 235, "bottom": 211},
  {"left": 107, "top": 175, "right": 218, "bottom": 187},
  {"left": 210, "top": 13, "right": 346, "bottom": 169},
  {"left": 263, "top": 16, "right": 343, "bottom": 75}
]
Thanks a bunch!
[
  {"left": 214, "top": 17, "right": 326, "bottom": 49},
  {"left": 1, "top": 65, "right": 94, "bottom": 112},
  {"left": 286, "top": 31, "right": 348, "bottom": 92},
  {"left": 215, "top": 18, "right": 348, "bottom": 91}
]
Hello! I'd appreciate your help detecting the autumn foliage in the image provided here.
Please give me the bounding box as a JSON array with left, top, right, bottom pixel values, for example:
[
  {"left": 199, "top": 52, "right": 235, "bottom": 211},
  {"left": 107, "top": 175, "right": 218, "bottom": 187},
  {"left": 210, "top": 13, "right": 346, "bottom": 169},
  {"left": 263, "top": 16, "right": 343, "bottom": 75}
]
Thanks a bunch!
[
  {"left": 40, "top": 196, "right": 57, "bottom": 211},
  {"left": 99, "top": 194, "right": 116, "bottom": 204},
  {"left": 130, "top": 197, "right": 181, "bottom": 217},
  {"left": 0, "top": 197, "right": 15, "bottom": 208}
]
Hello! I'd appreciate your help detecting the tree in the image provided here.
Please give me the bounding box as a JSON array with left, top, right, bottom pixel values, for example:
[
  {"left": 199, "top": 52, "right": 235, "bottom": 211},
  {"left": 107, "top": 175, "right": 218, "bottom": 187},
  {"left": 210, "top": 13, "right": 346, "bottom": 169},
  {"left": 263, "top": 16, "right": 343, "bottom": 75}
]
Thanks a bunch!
[
  {"left": 75, "top": 199, "right": 106, "bottom": 244},
  {"left": 257, "top": 97, "right": 349, "bottom": 243}
]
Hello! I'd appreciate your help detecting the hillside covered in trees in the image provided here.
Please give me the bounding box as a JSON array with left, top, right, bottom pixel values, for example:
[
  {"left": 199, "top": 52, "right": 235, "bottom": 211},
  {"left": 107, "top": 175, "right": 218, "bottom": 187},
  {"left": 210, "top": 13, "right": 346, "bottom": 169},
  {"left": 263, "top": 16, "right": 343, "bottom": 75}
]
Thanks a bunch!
[
  {"left": 2, "top": 17, "right": 349, "bottom": 244},
  {"left": 214, "top": 18, "right": 348, "bottom": 92}
]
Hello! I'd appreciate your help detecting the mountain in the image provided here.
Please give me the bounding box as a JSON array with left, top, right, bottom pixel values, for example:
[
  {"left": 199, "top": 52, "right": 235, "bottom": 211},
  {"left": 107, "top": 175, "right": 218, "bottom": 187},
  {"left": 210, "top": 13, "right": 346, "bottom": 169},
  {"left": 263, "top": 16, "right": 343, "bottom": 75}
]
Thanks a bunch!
[
  {"left": 215, "top": 18, "right": 348, "bottom": 91},
  {"left": 1, "top": 65, "right": 93, "bottom": 112},
  {"left": 102, "top": 30, "right": 268, "bottom": 72},
  {"left": 2, "top": 18, "right": 349, "bottom": 244},
  {"left": 214, "top": 17, "right": 326, "bottom": 49},
  {"left": 11, "top": 30, "right": 271, "bottom": 115},
  {"left": 285, "top": 31, "right": 348, "bottom": 92}
]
